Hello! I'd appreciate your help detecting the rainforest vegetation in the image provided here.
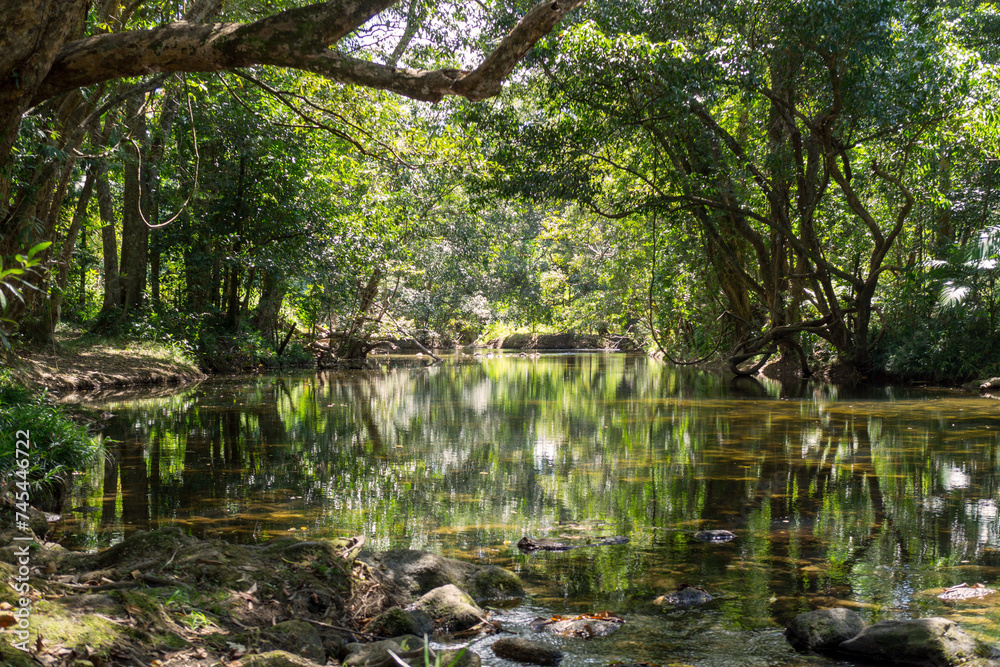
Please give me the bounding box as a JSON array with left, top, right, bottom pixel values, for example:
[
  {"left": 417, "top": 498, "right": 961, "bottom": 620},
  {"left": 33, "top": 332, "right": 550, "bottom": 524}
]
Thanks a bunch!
[{"left": 1, "top": 0, "right": 999, "bottom": 383}]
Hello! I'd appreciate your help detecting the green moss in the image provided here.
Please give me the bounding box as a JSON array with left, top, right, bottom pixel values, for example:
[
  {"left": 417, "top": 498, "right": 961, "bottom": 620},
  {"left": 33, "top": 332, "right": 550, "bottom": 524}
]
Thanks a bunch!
[
  {"left": 0, "top": 562, "right": 21, "bottom": 604},
  {"left": 95, "top": 527, "right": 193, "bottom": 568},
  {"left": 28, "top": 600, "right": 131, "bottom": 654},
  {"left": 113, "top": 589, "right": 169, "bottom": 619},
  {"left": 0, "top": 645, "right": 39, "bottom": 667}
]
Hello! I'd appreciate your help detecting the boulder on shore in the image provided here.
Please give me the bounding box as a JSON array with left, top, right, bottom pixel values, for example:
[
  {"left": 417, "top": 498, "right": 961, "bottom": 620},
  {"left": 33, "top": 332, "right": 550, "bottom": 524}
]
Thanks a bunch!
[
  {"left": 367, "top": 605, "right": 434, "bottom": 638},
  {"left": 361, "top": 549, "right": 524, "bottom": 602},
  {"left": 785, "top": 608, "right": 866, "bottom": 652},
  {"left": 836, "top": 617, "right": 998, "bottom": 666},
  {"left": 409, "top": 584, "right": 488, "bottom": 632}
]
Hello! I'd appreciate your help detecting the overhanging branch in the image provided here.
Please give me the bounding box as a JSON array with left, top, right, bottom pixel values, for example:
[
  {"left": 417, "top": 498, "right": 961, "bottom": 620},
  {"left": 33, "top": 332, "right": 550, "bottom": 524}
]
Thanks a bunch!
[{"left": 32, "top": 0, "right": 589, "bottom": 107}]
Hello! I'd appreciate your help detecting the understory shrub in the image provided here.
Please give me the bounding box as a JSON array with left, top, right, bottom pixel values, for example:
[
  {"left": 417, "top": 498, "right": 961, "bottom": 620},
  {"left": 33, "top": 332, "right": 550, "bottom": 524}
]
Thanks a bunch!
[{"left": 0, "top": 374, "right": 101, "bottom": 510}]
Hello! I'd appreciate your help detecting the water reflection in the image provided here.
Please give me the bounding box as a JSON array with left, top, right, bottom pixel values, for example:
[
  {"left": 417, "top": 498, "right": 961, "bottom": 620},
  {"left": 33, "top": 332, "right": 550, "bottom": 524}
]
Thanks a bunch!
[{"left": 59, "top": 354, "right": 1000, "bottom": 660}]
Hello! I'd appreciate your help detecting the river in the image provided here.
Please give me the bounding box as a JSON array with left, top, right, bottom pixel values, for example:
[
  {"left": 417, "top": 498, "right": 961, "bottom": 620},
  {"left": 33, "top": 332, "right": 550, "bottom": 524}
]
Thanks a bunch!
[{"left": 58, "top": 352, "right": 1000, "bottom": 665}]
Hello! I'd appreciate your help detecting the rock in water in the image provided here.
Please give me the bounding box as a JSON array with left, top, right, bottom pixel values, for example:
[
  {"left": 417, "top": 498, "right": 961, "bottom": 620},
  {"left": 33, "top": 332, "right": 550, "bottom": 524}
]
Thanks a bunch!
[
  {"left": 980, "top": 377, "right": 1000, "bottom": 393},
  {"left": 654, "top": 583, "right": 713, "bottom": 607},
  {"left": 530, "top": 612, "right": 625, "bottom": 638},
  {"left": 517, "top": 536, "right": 630, "bottom": 552},
  {"left": 693, "top": 530, "right": 736, "bottom": 543},
  {"left": 837, "top": 617, "right": 997, "bottom": 666},
  {"left": 785, "top": 608, "right": 866, "bottom": 652},
  {"left": 409, "top": 584, "right": 487, "bottom": 632},
  {"left": 517, "top": 537, "right": 576, "bottom": 552},
  {"left": 937, "top": 583, "right": 997, "bottom": 600},
  {"left": 492, "top": 637, "right": 563, "bottom": 665}
]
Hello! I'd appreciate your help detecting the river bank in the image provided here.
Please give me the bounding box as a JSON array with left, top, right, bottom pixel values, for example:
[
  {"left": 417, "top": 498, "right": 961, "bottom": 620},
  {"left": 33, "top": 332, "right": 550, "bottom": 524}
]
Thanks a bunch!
[
  {"left": 9, "top": 335, "right": 206, "bottom": 392},
  {"left": 7, "top": 328, "right": 994, "bottom": 396},
  {"left": 0, "top": 526, "right": 508, "bottom": 667}
]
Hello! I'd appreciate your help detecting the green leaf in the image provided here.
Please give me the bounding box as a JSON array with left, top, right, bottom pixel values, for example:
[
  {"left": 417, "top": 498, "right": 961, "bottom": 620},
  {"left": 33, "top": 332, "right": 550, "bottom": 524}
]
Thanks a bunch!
[{"left": 26, "top": 242, "right": 52, "bottom": 260}]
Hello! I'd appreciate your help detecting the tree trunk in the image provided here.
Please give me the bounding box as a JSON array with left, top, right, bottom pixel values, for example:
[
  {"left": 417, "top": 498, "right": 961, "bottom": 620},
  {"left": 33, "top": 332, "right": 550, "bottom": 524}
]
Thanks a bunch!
[
  {"left": 335, "top": 268, "right": 382, "bottom": 359},
  {"left": 47, "top": 165, "right": 96, "bottom": 334},
  {"left": 226, "top": 266, "right": 241, "bottom": 329},
  {"left": 0, "top": 0, "right": 89, "bottom": 187},
  {"left": 119, "top": 92, "right": 149, "bottom": 312},
  {"left": 240, "top": 267, "right": 256, "bottom": 319},
  {"left": 183, "top": 231, "right": 213, "bottom": 313},
  {"left": 252, "top": 270, "right": 287, "bottom": 342},
  {"left": 150, "top": 247, "right": 162, "bottom": 307},
  {"left": 145, "top": 88, "right": 180, "bottom": 310},
  {"left": 211, "top": 257, "right": 222, "bottom": 310},
  {"left": 94, "top": 128, "right": 121, "bottom": 316}
]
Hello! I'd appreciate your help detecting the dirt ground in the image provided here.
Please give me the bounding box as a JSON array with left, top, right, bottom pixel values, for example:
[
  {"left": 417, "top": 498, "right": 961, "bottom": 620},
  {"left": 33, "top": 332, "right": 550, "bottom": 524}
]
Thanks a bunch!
[{"left": 8, "top": 330, "right": 206, "bottom": 392}]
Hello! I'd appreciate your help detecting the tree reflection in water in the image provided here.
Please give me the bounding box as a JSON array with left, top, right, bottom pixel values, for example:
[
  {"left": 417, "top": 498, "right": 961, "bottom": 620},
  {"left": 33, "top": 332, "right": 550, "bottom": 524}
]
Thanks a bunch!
[{"left": 61, "top": 354, "right": 1000, "bottom": 643}]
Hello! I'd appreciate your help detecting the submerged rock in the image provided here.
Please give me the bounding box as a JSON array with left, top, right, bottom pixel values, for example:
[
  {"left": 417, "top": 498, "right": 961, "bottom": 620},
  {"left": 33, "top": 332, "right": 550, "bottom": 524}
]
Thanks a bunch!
[
  {"left": 692, "top": 530, "right": 736, "bottom": 543},
  {"left": 362, "top": 549, "right": 524, "bottom": 602},
  {"left": 517, "top": 536, "right": 629, "bottom": 552},
  {"left": 409, "top": 584, "right": 488, "bottom": 632},
  {"left": 492, "top": 636, "right": 563, "bottom": 665},
  {"left": 654, "top": 583, "right": 713, "bottom": 607},
  {"left": 785, "top": 608, "right": 866, "bottom": 652},
  {"left": 837, "top": 617, "right": 997, "bottom": 666}
]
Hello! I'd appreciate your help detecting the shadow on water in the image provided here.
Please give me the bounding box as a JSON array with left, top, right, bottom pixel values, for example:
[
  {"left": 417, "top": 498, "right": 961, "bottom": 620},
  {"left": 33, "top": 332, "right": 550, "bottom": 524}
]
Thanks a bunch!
[{"left": 56, "top": 353, "right": 1000, "bottom": 665}]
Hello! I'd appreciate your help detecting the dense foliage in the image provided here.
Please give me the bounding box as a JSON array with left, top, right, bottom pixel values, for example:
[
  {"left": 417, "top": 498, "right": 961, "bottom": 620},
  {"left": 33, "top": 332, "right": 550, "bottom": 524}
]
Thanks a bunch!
[
  {"left": 0, "top": 373, "right": 101, "bottom": 510},
  {"left": 0, "top": 0, "right": 998, "bottom": 382}
]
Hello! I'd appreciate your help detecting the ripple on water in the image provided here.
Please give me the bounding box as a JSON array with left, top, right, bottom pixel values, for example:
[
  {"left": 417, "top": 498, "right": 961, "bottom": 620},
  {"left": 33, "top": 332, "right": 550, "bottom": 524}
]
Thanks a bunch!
[{"left": 442, "top": 604, "right": 850, "bottom": 667}]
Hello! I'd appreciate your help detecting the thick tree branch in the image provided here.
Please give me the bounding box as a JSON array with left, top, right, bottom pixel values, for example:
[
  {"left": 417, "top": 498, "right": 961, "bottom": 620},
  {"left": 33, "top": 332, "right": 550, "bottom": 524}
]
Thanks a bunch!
[
  {"left": 32, "top": 0, "right": 588, "bottom": 107},
  {"left": 452, "top": 0, "right": 588, "bottom": 100}
]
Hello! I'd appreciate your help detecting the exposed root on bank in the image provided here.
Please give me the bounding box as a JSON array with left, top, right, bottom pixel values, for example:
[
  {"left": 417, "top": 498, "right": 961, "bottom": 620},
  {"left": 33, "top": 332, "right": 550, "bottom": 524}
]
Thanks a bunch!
[{"left": 0, "top": 528, "right": 396, "bottom": 666}]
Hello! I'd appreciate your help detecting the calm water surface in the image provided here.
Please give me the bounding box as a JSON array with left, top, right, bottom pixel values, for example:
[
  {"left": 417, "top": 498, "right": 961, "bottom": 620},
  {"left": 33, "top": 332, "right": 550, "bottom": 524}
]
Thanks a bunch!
[{"left": 60, "top": 353, "right": 1000, "bottom": 666}]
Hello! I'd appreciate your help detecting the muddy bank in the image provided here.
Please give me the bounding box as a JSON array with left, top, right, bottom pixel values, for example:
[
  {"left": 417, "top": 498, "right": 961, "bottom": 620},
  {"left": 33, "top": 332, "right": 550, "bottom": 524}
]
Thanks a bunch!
[{"left": 10, "top": 342, "right": 206, "bottom": 392}]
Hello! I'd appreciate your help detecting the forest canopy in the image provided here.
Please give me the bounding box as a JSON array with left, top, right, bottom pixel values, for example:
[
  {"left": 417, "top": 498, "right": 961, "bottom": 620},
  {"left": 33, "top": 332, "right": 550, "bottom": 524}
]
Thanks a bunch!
[{"left": 1, "top": 0, "right": 999, "bottom": 383}]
